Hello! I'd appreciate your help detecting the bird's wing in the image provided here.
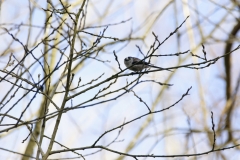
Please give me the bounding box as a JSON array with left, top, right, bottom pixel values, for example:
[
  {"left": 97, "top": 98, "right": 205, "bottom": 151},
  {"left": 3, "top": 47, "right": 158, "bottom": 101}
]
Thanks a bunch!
[
  {"left": 130, "top": 57, "right": 173, "bottom": 72},
  {"left": 131, "top": 57, "right": 149, "bottom": 65}
]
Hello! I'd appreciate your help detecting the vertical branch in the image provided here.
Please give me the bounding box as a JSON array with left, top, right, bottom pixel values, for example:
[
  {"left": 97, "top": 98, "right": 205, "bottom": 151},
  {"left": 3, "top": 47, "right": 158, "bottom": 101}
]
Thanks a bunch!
[
  {"left": 43, "top": 1, "right": 86, "bottom": 159},
  {"left": 34, "top": 2, "right": 52, "bottom": 160},
  {"left": 223, "top": 20, "right": 240, "bottom": 142},
  {"left": 211, "top": 111, "right": 216, "bottom": 151}
]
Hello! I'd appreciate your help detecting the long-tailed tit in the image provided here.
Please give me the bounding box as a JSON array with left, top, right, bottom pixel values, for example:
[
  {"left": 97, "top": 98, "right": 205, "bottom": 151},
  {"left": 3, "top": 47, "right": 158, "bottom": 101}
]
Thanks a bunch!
[{"left": 124, "top": 56, "right": 171, "bottom": 72}]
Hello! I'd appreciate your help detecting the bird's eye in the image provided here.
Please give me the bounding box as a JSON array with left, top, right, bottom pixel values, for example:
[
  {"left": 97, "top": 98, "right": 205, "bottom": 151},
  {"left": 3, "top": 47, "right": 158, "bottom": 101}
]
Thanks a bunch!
[{"left": 125, "top": 57, "right": 130, "bottom": 61}]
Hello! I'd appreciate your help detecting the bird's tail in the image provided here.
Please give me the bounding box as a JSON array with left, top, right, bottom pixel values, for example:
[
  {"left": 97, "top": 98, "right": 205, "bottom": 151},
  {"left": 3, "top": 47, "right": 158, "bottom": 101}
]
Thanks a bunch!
[{"left": 148, "top": 65, "right": 173, "bottom": 72}]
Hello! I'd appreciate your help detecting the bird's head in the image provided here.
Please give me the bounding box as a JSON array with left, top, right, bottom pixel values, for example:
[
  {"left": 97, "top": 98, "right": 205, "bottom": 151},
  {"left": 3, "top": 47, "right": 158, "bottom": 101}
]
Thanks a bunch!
[
  {"left": 124, "top": 57, "right": 133, "bottom": 66},
  {"left": 124, "top": 57, "right": 130, "bottom": 61}
]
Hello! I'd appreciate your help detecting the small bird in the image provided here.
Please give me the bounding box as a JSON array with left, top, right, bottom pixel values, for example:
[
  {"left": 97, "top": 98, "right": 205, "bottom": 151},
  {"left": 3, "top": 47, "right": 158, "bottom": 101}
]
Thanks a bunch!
[{"left": 124, "top": 56, "right": 171, "bottom": 72}]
